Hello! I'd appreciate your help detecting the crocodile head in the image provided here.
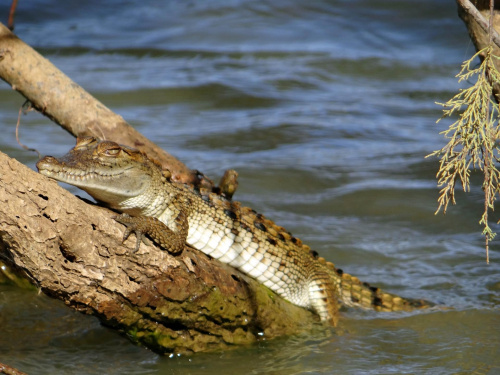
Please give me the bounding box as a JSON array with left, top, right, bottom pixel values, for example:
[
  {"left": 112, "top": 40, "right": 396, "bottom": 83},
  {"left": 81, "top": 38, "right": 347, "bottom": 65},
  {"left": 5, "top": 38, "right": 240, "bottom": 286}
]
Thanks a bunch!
[{"left": 36, "top": 136, "right": 165, "bottom": 214}]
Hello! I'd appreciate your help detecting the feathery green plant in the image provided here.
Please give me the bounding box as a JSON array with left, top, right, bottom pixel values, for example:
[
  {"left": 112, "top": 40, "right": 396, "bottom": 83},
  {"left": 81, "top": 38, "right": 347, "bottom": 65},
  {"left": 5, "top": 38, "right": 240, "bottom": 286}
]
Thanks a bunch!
[{"left": 429, "top": 46, "right": 500, "bottom": 262}]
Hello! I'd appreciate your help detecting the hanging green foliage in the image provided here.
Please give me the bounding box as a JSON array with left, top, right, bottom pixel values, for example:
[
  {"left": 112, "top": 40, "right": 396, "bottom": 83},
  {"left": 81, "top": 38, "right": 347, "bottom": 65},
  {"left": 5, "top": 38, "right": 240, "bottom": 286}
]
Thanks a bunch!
[{"left": 429, "top": 46, "right": 500, "bottom": 258}]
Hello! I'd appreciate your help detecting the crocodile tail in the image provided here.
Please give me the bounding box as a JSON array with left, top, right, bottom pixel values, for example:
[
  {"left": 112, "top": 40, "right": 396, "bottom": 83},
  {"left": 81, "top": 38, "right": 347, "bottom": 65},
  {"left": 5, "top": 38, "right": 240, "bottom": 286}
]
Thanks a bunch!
[
  {"left": 328, "top": 266, "right": 432, "bottom": 312},
  {"left": 308, "top": 267, "right": 341, "bottom": 326}
]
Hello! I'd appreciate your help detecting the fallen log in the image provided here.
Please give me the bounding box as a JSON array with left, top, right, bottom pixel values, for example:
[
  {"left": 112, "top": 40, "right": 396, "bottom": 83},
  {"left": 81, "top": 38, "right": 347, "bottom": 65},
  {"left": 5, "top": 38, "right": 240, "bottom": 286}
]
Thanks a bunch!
[{"left": 0, "top": 150, "right": 317, "bottom": 354}]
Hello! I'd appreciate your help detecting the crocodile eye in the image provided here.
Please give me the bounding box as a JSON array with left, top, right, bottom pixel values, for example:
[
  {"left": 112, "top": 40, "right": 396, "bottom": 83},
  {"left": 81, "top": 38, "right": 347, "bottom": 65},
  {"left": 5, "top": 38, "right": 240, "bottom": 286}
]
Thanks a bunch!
[{"left": 103, "top": 147, "right": 121, "bottom": 156}]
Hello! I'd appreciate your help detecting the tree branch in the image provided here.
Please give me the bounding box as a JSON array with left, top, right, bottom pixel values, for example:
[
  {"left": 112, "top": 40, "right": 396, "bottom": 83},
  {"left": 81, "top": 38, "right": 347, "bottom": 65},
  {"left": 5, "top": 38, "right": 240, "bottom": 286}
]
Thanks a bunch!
[
  {"left": 457, "top": 0, "right": 500, "bottom": 50},
  {"left": 0, "top": 150, "right": 316, "bottom": 354},
  {"left": 0, "top": 361, "right": 27, "bottom": 375},
  {"left": 0, "top": 22, "right": 207, "bottom": 187}
]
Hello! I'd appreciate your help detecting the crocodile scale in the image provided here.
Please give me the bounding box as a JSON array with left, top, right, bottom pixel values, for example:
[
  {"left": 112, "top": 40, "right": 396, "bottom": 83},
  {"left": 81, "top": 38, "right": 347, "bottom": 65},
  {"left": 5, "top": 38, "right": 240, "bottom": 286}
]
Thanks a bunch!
[{"left": 37, "top": 137, "right": 430, "bottom": 325}]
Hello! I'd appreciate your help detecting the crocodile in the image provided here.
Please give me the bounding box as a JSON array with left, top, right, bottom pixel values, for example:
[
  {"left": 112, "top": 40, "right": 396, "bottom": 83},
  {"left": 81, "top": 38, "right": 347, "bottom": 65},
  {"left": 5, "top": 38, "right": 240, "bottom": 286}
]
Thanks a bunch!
[{"left": 36, "top": 136, "right": 431, "bottom": 325}]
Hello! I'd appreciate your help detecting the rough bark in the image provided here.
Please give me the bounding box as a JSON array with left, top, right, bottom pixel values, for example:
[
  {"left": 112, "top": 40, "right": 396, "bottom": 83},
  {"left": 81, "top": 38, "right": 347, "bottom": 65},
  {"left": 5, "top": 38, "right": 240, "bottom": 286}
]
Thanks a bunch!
[
  {"left": 0, "top": 151, "right": 317, "bottom": 354},
  {"left": 0, "top": 22, "right": 207, "bottom": 187},
  {"left": 457, "top": 0, "right": 500, "bottom": 49}
]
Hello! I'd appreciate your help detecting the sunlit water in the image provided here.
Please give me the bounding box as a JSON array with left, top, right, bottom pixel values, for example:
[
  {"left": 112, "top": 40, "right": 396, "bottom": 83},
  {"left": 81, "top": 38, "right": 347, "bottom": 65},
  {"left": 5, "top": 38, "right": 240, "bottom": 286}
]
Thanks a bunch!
[{"left": 0, "top": 1, "right": 499, "bottom": 374}]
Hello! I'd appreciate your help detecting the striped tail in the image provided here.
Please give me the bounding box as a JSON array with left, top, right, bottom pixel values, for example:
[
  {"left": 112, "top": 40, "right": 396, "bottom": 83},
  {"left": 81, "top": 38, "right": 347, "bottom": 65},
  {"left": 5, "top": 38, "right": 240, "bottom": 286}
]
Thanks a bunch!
[{"left": 327, "top": 266, "right": 432, "bottom": 312}]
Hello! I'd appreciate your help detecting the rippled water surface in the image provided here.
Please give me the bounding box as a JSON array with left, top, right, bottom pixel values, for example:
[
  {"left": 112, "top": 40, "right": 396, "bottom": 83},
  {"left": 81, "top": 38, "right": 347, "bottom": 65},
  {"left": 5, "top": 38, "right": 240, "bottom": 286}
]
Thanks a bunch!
[{"left": 1, "top": 1, "right": 499, "bottom": 374}]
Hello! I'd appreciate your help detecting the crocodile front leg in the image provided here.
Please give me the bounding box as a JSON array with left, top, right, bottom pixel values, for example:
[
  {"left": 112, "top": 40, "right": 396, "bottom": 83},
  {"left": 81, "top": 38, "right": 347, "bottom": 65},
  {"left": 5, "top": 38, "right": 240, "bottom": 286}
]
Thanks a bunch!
[{"left": 114, "top": 210, "right": 189, "bottom": 254}]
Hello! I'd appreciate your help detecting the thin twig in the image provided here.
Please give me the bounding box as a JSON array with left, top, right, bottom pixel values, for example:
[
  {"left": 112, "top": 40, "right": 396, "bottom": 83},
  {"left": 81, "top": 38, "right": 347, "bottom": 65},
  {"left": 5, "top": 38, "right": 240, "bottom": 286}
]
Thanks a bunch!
[
  {"left": 0, "top": 361, "right": 28, "bottom": 375},
  {"left": 15, "top": 100, "right": 41, "bottom": 159},
  {"left": 7, "top": 0, "right": 18, "bottom": 31},
  {"left": 485, "top": 0, "right": 494, "bottom": 264},
  {"left": 490, "top": 0, "right": 495, "bottom": 45}
]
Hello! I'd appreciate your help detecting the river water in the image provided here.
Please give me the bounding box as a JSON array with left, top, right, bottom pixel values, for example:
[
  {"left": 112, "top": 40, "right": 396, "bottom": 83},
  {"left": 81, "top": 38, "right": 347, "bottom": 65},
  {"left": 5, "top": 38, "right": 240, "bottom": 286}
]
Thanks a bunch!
[{"left": 0, "top": 1, "right": 499, "bottom": 374}]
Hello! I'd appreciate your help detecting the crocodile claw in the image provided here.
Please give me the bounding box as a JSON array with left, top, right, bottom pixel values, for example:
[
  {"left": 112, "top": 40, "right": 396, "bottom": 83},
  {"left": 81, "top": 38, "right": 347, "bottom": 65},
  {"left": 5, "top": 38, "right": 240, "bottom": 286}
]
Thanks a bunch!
[{"left": 113, "top": 213, "right": 143, "bottom": 253}]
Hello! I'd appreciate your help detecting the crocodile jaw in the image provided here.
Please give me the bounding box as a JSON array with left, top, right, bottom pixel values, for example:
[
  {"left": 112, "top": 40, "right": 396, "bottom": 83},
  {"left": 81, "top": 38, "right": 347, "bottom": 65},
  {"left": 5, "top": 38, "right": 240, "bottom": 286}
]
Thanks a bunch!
[
  {"left": 36, "top": 137, "right": 157, "bottom": 213},
  {"left": 38, "top": 156, "right": 150, "bottom": 205}
]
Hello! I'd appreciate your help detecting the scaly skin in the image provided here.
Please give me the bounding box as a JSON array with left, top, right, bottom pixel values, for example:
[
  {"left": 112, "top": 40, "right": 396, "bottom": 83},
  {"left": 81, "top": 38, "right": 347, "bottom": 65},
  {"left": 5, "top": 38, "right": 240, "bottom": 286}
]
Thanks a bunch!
[{"left": 37, "top": 137, "right": 431, "bottom": 325}]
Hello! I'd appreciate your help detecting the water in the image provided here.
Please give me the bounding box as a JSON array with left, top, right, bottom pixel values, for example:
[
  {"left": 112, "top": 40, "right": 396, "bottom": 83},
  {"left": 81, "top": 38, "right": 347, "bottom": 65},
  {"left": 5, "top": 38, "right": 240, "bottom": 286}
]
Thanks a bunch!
[{"left": 0, "top": 0, "right": 499, "bottom": 374}]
